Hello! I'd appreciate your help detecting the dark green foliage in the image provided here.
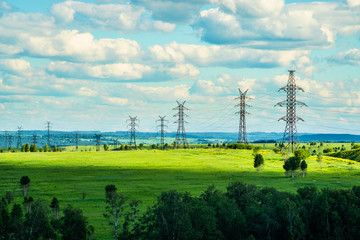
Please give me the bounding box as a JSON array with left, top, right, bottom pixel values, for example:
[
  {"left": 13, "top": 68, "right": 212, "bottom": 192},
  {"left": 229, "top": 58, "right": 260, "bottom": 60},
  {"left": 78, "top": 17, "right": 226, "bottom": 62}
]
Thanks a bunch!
[
  {"left": 61, "top": 205, "right": 89, "bottom": 240},
  {"left": 294, "top": 149, "right": 310, "bottom": 160},
  {"left": 300, "top": 160, "right": 308, "bottom": 177},
  {"left": 22, "top": 143, "right": 30, "bottom": 152},
  {"left": 53, "top": 144, "right": 59, "bottom": 152},
  {"left": 323, "top": 147, "right": 334, "bottom": 153},
  {"left": 103, "top": 143, "right": 109, "bottom": 151},
  {"left": 50, "top": 197, "right": 60, "bottom": 218},
  {"left": 283, "top": 156, "right": 301, "bottom": 178},
  {"left": 330, "top": 148, "right": 360, "bottom": 162},
  {"left": 5, "top": 191, "right": 14, "bottom": 204},
  {"left": 124, "top": 145, "right": 129, "bottom": 150},
  {"left": 30, "top": 144, "right": 38, "bottom": 152},
  {"left": 20, "top": 176, "right": 30, "bottom": 196},
  {"left": 253, "top": 154, "right": 264, "bottom": 172},
  {"left": 44, "top": 144, "right": 51, "bottom": 152},
  {"left": 227, "top": 143, "right": 253, "bottom": 150},
  {"left": 273, "top": 147, "right": 280, "bottom": 153},
  {"left": 39, "top": 147, "right": 44, "bottom": 152}
]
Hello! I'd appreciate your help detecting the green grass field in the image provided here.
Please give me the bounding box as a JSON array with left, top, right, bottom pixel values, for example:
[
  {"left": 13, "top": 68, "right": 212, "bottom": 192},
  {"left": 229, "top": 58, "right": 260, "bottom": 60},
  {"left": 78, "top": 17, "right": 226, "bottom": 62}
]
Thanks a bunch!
[{"left": 1, "top": 147, "right": 360, "bottom": 239}]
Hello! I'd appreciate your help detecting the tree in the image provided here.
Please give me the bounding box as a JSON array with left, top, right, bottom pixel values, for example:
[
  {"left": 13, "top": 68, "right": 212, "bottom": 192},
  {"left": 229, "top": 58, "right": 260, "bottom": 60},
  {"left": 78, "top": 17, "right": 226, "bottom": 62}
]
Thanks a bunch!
[
  {"left": 23, "top": 197, "right": 34, "bottom": 214},
  {"left": 24, "top": 199, "right": 57, "bottom": 240},
  {"left": 104, "top": 143, "right": 109, "bottom": 151},
  {"left": 294, "top": 149, "right": 310, "bottom": 160},
  {"left": 283, "top": 157, "right": 301, "bottom": 178},
  {"left": 44, "top": 144, "right": 51, "bottom": 152},
  {"left": 22, "top": 143, "right": 30, "bottom": 152},
  {"left": 316, "top": 152, "right": 323, "bottom": 169},
  {"left": 53, "top": 144, "right": 58, "bottom": 152},
  {"left": 20, "top": 176, "right": 30, "bottom": 196},
  {"left": 50, "top": 197, "right": 60, "bottom": 218},
  {"left": 9, "top": 203, "right": 24, "bottom": 239},
  {"left": 104, "top": 184, "right": 127, "bottom": 240},
  {"left": 30, "top": 144, "right": 38, "bottom": 152},
  {"left": 252, "top": 146, "right": 261, "bottom": 156},
  {"left": 61, "top": 205, "right": 89, "bottom": 240},
  {"left": 300, "top": 160, "right": 308, "bottom": 177},
  {"left": 253, "top": 154, "right": 264, "bottom": 172},
  {"left": 5, "top": 191, "right": 14, "bottom": 204}
]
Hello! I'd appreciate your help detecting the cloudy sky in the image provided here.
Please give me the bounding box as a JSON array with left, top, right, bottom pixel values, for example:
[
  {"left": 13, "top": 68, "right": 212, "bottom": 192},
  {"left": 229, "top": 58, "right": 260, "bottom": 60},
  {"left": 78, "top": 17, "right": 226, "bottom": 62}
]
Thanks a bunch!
[{"left": 0, "top": 0, "right": 360, "bottom": 133}]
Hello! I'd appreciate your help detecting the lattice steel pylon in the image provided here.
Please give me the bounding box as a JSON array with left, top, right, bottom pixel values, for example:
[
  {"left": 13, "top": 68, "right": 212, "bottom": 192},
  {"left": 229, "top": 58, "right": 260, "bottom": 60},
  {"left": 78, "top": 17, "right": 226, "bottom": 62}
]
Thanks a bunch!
[
  {"left": 173, "top": 101, "right": 189, "bottom": 148},
  {"left": 235, "top": 88, "right": 250, "bottom": 144},
  {"left": 45, "top": 121, "right": 51, "bottom": 146},
  {"left": 157, "top": 116, "right": 168, "bottom": 149},
  {"left": 127, "top": 116, "right": 139, "bottom": 148},
  {"left": 275, "top": 70, "right": 307, "bottom": 152},
  {"left": 94, "top": 134, "right": 101, "bottom": 151},
  {"left": 32, "top": 134, "right": 38, "bottom": 146},
  {"left": 16, "top": 126, "right": 22, "bottom": 148}
]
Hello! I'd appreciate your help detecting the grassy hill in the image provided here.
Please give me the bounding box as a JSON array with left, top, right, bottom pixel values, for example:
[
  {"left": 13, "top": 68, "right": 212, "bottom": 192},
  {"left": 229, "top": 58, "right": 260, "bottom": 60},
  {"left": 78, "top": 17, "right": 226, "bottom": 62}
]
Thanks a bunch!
[
  {"left": 1, "top": 148, "right": 359, "bottom": 239},
  {"left": 330, "top": 148, "right": 360, "bottom": 162}
]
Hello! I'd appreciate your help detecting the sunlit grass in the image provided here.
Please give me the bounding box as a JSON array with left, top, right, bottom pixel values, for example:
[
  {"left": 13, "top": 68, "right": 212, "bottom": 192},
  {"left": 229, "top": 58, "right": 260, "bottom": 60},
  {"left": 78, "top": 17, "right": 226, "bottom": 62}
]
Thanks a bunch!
[{"left": 0, "top": 148, "right": 359, "bottom": 239}]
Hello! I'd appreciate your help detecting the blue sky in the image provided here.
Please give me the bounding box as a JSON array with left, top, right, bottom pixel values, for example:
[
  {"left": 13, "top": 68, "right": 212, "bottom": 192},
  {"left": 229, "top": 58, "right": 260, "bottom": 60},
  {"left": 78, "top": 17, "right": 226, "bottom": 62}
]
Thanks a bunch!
[{"left": 0, "top": 0, "right": 360, "bottom": 133}]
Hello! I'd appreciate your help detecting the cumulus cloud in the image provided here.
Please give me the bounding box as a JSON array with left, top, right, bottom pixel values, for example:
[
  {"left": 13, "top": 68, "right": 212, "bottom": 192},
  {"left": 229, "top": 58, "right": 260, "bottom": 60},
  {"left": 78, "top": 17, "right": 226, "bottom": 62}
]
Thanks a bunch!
[
  {"left": 193, "top": 2, "right": 360, "bottom": 49},
  {"left": 51, "top": 1, "right": 175, "bottom": 33},
  {"left": 126, "top": 83, "right": 190, "bottom": 101},
  {"left": 329, "top": 49, "right": 360, "bottom": 66},
  {"left": 0, "top": 12, "right": 141, "bottom": 62},
  {"left": 148, "top": 42, "right": 311, "bottom": 68},
  {"left": 47, "top": 61, "right": 153, "bottom": 81},
  {"left": 102, "top": 96, "right": 129, "bottom": 106},
  {"left": 0, "top": 58, "right": 33, "bottom": 76}
]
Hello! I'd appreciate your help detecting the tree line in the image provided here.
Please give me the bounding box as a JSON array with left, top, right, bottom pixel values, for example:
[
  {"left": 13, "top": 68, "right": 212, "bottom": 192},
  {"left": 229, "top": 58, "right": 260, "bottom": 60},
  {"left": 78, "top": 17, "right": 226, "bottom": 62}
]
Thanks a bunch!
[{"left": 2, "top": 178, "right": 360, "bottom": 240}]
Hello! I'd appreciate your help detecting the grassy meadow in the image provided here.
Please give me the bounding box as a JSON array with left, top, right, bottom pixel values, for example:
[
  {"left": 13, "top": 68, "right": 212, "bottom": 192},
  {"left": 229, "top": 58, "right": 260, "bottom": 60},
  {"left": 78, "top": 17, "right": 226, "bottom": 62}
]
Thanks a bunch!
[{"left": 1, "top": 146, "right": 360, "bottom": 238}]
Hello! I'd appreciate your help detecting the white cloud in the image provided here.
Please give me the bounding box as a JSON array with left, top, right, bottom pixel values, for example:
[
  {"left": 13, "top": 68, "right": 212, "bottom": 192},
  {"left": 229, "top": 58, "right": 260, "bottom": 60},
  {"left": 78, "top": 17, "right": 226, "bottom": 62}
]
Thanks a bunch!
[
  {"left": 47, "top": 61, "right": 153, "bottom": 80},
  {"left": 77, "top": 87, "right": 98, "bottom": 97},
  {"left": 218, "top": 0, "right": 284, "bottom": 17},
  {"left": 0, "top": 58, "right": 33, "bottom": 76},
  {"left": 330, "top": 49, "right": 360, "bottom": 66},
  {"left": 126, "top": 83, "right": 190, "bottom": 101},
  {"left": 103, "top": 97, "right": 129, "bottom": 106},
  {"left": 347, "top": 0, "right": 360, "bottom": 7},
  {"left": 51, "top": 1, "right": 175, "bottom": 33},
  {"left": 148, "top": 42, "right": 311, "bottom": 68},
  {"left": 166, "top": 63, "right": 200, "bottom": 80}
]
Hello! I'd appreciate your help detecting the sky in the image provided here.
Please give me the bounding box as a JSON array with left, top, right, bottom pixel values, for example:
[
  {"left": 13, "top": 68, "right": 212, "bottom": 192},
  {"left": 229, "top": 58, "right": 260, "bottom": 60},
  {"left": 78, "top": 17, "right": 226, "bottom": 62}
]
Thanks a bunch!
[{"left": 0, "top": 0, "right": 360, "bottom": 134}]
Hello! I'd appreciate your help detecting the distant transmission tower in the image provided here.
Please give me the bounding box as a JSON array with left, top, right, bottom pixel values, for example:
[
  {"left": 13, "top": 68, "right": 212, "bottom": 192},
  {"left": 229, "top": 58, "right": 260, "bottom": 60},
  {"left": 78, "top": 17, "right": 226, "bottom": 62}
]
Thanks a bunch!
[
  {"left": 75, "top": 132, "right": 79, "bottom": 151},
  {"left": 17, "top": 126, "right": 23, "bottom": 148},
  {"left": 173, "top": 101, "right": 189, "bottom": 148},
  {"left": 45, "top": 121, "right": 51, "bottom": 146},
  {"left": 4, "top": 130, "right": 8, "bottom": 148},
  {"left": 157, "top": 116, "right": 168, "bottom": 149},
  {"left": 275, "top": 70, "right": 307, "bottom": 152},
  {"left": 32, "top": 134, "right": 38, "bottom": 146},
  {"left": 94, "top": 134, "right": 101, "bottom": 151},
  {"left": 235, "top": 88, "right": 250, "bottom": 144},
  {"left": 113, "top": 138, "right": 118, "bottom": 149},
  {"left": 8, "top": 134, "right": 13, "bottom": 149},
  {"left": 127, "top": 116, "right": 139, "bottom": 148}
]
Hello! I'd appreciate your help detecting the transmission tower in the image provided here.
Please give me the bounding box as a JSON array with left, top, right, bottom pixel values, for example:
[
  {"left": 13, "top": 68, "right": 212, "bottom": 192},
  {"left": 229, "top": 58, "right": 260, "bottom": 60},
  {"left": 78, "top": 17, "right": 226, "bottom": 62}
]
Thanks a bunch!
[
  {"left": 32, "top": 134, "right": 38, "bottom": 146},
  {"left": 75, "top": 132, "right": 79, "bottom": 151},
  {"left": 17, "top": 126, "right": 23, "bottom": 148},
  {"left": 127, "top": 116, "right": 139, "bottom": 148},
  {"left": 4, "top": 130, "right": 8, "bottom": 148},
  {"left": 113, "top": 138, "right": 118, "bottom": 149},
  {"left": 173, "top": 101, "right": 189, "bottom": 148},
  {"left": 235, "top": 88, "right": 250, "bottom": 144},
  {"left": 157, "top": 116, "right": 168, "bottom": 149},
  {"left": 94, "top": 134, "right": 101, "bottom": 151},
  {"left": 8, "top": 134, "right": 13, "bottom": 149},
  {"left": 275, "top": 70, "right": 307, "bottom": 152},
  {"left": 45, "top": 121, "right": 51, "bottom": 146}
]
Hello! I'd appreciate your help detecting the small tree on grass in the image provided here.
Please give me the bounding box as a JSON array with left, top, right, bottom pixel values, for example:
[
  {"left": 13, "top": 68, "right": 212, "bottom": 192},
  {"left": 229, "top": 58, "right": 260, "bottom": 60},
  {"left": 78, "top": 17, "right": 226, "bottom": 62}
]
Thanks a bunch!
[
  {"left": 317, "top": 152, "right": 323, "bottom": 169},
  {"left": 20, "top": 176, "right": 30, "bottom": 196},
  {"left": 30, "top": 144, "right": 38, "bottom": 152},
  {"left": 254, "top": 154, "right": 264, "bottom": 172},
  {"left": 300, "top": 160, "right": 308, "bottom": 177},
  {"left": 252, "top": 146, "right": 261, "bottom": 156},
  {"left": 104, "top": 144, "right": 109, "bottom": 151},
  {"left": 283, "top": 156, "right": 301, "bottom": 178},
  {"left": 104, "top": 184, "right": 128, "bottom": 240},
  {"left": 44, "top": 144, "right": 51, "bottom": 152},
  {"left": 50, "top": 197, "right": 60, "bottom": 218}
]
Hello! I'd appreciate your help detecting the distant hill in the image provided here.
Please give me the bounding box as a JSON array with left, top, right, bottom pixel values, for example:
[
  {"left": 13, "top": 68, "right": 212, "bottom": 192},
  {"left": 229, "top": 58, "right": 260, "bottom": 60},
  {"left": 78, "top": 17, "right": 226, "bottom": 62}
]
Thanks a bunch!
[{"left": 299, "top": 134, "right": 360, "bottom": 142}]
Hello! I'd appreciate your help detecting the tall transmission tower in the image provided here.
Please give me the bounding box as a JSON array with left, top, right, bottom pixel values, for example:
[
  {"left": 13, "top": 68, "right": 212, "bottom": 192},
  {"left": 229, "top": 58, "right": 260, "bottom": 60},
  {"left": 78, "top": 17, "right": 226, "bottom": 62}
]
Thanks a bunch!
[
  {"left": 157, "top": 116, "right": 168, "bottom": 149},
  {"left": 94, "top": 134, "right": 101, "bottom": 151},
  {"left": 32, "top": 134, "right": 38, "bottom": 146},
  {"left": 235, "top": 88, "right": 250, "bottom": 144},
  {"left": 16, "top": 126, "right": 23, "bottom": 148},
  {"left": 45, "top": 121, "right": 51, "bottom": 146},
  {"left": 275, "top": 70, "right": 307, "bottom": 152},
  {"left": 173, "top": 101, "right": 189, "bottom": 148},
  {"left": 127, "top": 116, "right": 139, "bottom": 148}
]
